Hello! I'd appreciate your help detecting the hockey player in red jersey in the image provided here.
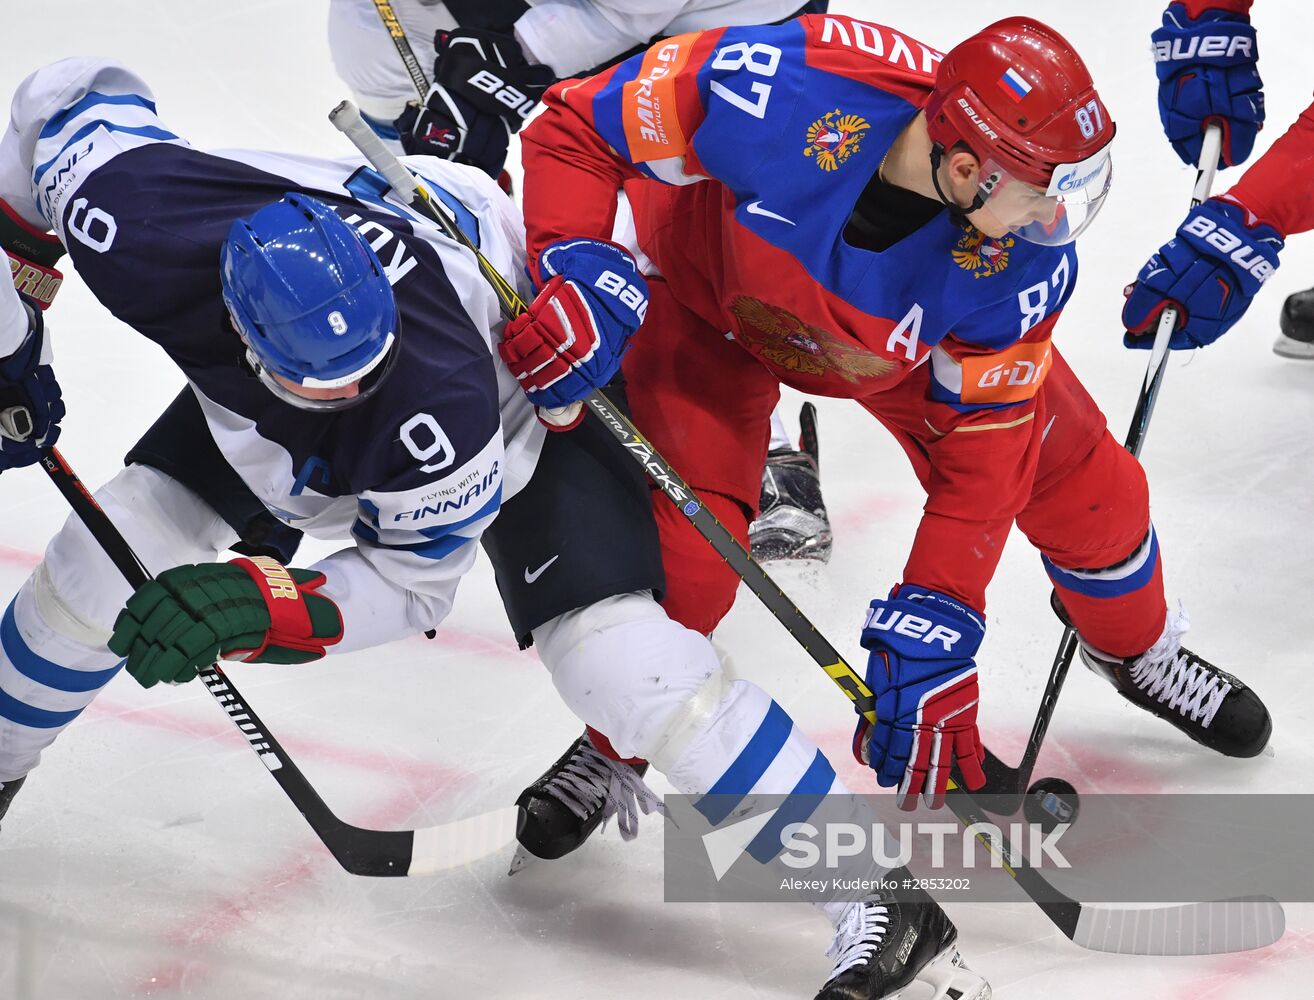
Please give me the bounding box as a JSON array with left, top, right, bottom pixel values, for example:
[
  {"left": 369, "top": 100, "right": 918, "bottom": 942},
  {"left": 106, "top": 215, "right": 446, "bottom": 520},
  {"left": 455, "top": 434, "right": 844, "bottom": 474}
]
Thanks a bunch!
[{"left": 502, "top": 19, "right": 1275, "bottom": 990}]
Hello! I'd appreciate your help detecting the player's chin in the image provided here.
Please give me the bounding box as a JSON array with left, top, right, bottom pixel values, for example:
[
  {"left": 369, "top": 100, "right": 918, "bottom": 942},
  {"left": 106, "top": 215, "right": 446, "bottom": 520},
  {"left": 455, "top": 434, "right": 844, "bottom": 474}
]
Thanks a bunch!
[{"left": 963, "top": 208, "right": 1010, "bottom": 239}]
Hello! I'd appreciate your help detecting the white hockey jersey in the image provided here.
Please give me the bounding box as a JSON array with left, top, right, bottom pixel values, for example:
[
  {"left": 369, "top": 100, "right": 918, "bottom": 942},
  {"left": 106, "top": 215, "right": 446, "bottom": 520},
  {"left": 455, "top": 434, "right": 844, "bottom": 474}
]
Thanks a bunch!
[{"left": 0, "top": 57, "right": 545, "bottom": 652}]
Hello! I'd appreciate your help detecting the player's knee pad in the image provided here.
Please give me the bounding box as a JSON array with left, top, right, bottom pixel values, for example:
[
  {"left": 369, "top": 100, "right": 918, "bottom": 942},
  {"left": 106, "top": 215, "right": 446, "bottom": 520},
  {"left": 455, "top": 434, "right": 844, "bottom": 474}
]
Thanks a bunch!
[
  {"left": 35, "top": 463, "right": 235, "bottom": 643},
  {"left": 533, "top": 591, "right": 728, "bottom": 766}
]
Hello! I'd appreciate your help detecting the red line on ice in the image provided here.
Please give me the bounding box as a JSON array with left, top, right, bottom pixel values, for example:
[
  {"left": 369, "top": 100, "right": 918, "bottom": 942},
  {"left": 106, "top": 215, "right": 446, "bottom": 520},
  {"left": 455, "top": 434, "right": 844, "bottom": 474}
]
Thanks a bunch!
[
  {"left": 0, "top": 544, "right": 42, "bottom": 569},
  {"left": 131, "top": 786, "right": 465, "bottom": 994}
]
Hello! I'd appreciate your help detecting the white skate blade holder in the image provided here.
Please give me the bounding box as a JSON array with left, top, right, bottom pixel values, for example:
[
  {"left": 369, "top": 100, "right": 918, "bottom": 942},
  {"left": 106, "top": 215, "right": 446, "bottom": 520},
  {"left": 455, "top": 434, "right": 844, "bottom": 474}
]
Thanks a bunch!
[
  {"left": 1273, "top": 333, "right": 1314, "bottom": 360},
  {"left": 923, "top": 945, "right": 992, "bottom": 1000}
]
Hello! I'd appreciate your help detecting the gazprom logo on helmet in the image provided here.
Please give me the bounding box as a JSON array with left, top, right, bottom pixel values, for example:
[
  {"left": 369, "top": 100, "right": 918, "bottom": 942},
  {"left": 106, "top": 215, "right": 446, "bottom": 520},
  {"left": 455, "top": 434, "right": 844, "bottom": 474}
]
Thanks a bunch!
[{"left": 1045, "top": 148, "right": 1110, "bottom": 198}]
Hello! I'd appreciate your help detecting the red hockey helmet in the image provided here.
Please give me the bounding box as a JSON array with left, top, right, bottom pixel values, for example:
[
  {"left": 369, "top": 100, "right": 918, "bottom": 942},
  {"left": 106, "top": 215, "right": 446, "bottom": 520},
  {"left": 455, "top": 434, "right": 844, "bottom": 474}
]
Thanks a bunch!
[{"left": 925, "top": 17, "right": 1116, "bottom": 245}]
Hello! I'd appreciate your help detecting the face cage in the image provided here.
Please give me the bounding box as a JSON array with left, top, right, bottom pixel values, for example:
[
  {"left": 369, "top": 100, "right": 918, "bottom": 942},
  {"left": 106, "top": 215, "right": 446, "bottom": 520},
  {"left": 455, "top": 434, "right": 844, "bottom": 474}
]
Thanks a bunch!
[{"left": 975, "top": 150, "right": 1113, "bottom": 247}]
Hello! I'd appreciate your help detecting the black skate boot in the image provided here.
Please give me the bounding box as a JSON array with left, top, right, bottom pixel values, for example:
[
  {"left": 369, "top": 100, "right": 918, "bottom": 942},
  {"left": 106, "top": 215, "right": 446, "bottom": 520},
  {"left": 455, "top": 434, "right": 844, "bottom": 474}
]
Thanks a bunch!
[
  {"left": 510, "top": 732, "right": 661, "bottom": 874},
  {"left": 1078, "top": 606, "right": 1271, "bottom": 758},
  {"left": 1276, "top": 286, "right": 1314, "bottom": 359},
  {"left": 817, "top": 893, "right": 990, "bottom": 1000},
  {"left": 750, "top": 403, "right": 833, "bottom": 563},
  {"left": 0, "top": 775, "right": 27, "bottom": 832}
]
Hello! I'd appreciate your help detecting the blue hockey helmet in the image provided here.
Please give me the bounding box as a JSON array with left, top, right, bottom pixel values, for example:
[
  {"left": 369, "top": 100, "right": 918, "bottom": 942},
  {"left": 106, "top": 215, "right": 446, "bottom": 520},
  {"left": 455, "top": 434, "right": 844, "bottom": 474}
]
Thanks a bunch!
[{"left": 220, "top": 193, "right": 399, "bottom": 411}]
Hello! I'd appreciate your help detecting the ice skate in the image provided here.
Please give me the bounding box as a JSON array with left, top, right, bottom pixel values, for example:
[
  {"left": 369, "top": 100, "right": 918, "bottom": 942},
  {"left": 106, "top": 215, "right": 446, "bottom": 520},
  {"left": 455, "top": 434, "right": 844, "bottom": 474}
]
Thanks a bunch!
[
  {"left": 1080, "top": 608, "right": 1271, "bottom": 758},
  {"left": 1275, "top": 286, "right": 1314, "bottom": 359},
  {"left": 509, "top": 732, "right": 662, "bottom": 874},
  {"left": 816, "top": 895, "right": 990, "bottom": 1000},
  {"left": 750, "top": 403, "right": 833, "bottom": 564},
  {"left": 0, "top": 774, "right": 26, "bottom": 832}
]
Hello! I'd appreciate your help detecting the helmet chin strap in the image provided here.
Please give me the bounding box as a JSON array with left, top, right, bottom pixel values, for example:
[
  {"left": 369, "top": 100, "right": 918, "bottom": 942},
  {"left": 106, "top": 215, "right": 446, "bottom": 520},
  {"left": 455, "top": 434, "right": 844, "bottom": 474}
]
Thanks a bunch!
[{"left": 929, "top": 142, "right": 994, "bottom": 223}]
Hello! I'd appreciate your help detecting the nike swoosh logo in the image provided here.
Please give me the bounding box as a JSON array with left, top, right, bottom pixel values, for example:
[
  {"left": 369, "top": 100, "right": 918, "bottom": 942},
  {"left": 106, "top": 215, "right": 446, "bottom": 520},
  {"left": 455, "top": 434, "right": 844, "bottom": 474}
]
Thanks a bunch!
[
  {"left": 523, "top": 555, "right": 560, "bottom": 584},
  {"left": 745, "top": 200, "right": 795, "bottom": 226}
]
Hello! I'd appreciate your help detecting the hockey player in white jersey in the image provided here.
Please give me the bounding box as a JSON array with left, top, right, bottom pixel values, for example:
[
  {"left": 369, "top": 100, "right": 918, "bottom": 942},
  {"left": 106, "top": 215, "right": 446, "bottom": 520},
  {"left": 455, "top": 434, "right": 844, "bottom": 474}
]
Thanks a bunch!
[{"left": 0, "top": 58, "right": 987, "bottom": 1000}]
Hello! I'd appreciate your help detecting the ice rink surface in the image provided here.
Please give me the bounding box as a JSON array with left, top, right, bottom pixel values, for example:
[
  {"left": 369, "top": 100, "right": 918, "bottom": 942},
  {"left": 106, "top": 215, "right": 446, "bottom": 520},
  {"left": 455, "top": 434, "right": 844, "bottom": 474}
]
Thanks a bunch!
[{"left": 3, "top": 2, "right": 1314, "bottom": 997}]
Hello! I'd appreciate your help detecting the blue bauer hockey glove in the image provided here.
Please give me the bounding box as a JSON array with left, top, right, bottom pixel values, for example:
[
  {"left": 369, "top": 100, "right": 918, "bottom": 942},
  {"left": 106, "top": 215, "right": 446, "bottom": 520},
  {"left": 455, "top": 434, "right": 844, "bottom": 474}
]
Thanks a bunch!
[
  {"left": 1153, "top": 1, "right": 1263, "bottom": 168},
  {"left": 1123, "top": 198, "right": 1282, "bottom": 350},
  {"left": 500, "top": 238, "right": 648, "bottom": 414},
  {"left": 855, "top": 585, "right": 986, "bottom": 810}
]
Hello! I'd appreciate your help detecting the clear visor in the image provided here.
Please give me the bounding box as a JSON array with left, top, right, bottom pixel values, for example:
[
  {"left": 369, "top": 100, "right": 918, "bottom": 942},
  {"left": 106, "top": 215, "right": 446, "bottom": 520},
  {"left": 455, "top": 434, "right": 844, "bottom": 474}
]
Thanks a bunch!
[{"left": 976, "top": 147, "right": 1113, "bottom": 247}]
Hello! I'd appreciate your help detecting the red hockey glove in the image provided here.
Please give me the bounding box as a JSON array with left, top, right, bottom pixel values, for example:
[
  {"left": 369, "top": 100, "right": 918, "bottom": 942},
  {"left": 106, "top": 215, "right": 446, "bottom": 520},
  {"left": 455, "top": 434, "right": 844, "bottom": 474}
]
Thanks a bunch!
[{"left": 499, "top": 238, "right": 647, "bottom": 426}]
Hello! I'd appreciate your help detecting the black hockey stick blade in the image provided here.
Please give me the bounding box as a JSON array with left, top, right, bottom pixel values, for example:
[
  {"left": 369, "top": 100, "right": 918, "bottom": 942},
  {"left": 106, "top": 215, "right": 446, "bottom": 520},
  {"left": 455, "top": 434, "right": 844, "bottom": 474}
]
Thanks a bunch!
[
  {"left": 200, "top": 666, "right": 517, "bottom": 876},
  {"left": 976, "top": 747, "right": 1026, "bottom": 809}
]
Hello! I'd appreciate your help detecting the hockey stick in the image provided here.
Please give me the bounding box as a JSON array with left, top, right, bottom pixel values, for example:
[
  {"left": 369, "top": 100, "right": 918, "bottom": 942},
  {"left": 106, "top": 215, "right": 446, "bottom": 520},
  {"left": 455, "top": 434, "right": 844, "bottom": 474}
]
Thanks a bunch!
[
  {"left": 27, "top": 443, "right": 516, "bottom": 877},
  {"left": 370, "top": 0, "right": 432, "bottom": 97},
  {"left": 329, "top": 104, "right": 1284, "bottom": 953},
  {"left": 976, "top": 124, "right": 1226, "bottom": 811}
]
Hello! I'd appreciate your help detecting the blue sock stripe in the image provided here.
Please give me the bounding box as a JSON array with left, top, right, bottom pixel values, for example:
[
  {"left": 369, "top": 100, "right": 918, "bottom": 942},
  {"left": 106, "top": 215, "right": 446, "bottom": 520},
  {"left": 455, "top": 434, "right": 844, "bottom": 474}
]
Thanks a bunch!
[
  {"left": 1043, "top": 530, "right": 1160, "bottom": 600},
  {"left": 745, "top": 750, "right": 836, "bottom": 864},
  {"left": 0, "top": 687, "right": 85, "bottom": 729},
  {"left": 695, "top": 700, "right": 792, "bottom": 825},
  {"left": 1, "top": 601, "right": 123, "bottom": 694}
]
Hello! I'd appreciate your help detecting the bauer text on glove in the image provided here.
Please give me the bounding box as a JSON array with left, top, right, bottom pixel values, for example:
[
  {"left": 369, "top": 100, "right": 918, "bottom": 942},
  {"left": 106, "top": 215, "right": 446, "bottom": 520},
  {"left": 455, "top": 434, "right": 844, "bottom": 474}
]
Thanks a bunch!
[
  {"left": 395, "top": 28, "right": 555, "bottom": 178},
  {"left": 854, "top": 585, "right": 986, "bottom": 811},
  {"left": 1123, "top": 197, "right": 1282, "bottom": 350},
  {"left": 1153, "top": 0, "right": 1263, "bottom": 168},
  {"left": 499, "top": 238, "right": 648, "bottom": 412}
]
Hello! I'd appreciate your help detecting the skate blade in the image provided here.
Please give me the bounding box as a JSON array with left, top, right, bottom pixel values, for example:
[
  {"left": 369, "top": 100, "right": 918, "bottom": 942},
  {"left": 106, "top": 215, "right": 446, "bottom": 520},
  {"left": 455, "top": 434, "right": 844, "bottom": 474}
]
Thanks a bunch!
[
  {"left": 749, "top": 529, "right": 834, "bottom": 564},
  {"left": 507, "top": 845, "right": 537, "bottom": 876},
  {"left": 906, "top": 946, "right": 991, "bottom": 1000}
]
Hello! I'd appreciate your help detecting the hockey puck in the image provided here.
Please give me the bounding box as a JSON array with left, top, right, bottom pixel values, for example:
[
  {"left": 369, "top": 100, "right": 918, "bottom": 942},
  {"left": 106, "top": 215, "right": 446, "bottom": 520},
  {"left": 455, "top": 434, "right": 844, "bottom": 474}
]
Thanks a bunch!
[{"left": 1023, "top": 777, "right": 1079, "bottom": 833}]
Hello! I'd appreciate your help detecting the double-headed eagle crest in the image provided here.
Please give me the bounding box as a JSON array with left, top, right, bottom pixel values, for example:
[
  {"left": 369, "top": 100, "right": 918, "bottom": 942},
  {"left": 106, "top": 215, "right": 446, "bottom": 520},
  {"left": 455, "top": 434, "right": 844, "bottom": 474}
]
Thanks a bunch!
[{"left": 803, "top": 109, "right": 870, "bottom": 172}]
